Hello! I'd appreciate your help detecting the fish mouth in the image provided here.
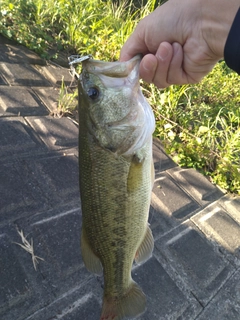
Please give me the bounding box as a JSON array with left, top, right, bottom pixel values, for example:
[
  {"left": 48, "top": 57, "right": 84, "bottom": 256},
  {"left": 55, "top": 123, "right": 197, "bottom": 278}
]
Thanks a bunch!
[{"left": 82, "top": 54, "right": 142, "bottom": 78}]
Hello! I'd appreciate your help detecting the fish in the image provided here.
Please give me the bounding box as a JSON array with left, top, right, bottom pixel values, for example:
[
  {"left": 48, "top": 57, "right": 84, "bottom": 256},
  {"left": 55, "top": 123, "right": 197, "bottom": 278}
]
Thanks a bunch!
[{"left": 78, "top": 54, "right": 155, "bottom": 320}]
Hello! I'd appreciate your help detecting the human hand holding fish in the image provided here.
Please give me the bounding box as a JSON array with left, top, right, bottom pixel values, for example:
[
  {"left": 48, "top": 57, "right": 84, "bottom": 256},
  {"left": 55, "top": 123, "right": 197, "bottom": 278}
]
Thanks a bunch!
[{"left": 72, "top": 54, "right": 155, "bottom": 320}]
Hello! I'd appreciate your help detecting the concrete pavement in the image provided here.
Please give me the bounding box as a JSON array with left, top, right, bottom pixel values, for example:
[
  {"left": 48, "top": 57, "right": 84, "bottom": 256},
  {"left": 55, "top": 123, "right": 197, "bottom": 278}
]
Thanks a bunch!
[{"left": 0, "top": 35, "right": 240, "bottom": 320}]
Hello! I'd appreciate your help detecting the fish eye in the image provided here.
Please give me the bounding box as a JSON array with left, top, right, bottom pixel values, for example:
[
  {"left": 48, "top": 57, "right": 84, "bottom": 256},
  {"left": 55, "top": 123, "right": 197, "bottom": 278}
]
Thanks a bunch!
[{"left": 87, "top": 87, "right": 99, "bottom": 100}]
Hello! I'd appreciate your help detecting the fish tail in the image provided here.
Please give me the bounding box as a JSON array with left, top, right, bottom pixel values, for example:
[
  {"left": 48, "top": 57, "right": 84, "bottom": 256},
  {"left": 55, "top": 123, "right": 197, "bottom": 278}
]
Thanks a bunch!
[{"left": 100, "top": 281, "right": 146, "bottom": 320}]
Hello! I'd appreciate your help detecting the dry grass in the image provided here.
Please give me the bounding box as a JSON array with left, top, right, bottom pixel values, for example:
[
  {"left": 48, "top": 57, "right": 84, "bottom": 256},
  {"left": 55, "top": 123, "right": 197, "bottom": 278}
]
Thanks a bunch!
[{"left": 13, "top": 229, "right": 44, "bottom": 271}]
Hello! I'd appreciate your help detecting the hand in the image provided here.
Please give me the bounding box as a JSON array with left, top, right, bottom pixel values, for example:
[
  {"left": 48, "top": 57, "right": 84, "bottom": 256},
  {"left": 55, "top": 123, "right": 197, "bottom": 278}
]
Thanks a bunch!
[{"left": 120, "top": 0, "right": 240, "bottom": 88}]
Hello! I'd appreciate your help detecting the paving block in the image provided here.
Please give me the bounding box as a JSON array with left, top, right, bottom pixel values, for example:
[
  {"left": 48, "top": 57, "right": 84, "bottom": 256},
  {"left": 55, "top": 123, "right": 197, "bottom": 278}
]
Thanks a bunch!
[
  {"left": 33, "top": 87, "right": 60, "bottom": 113},
  {"left": 167, "top": 167, "right": 224, "bottom": 206},
  {"left": 154, "top": 222, "right": 235, "bottom": 306},
  {"left": 0, "top": 63, "right": 50, "bottom": 86},
  {"left": 26, "top": 116, "right": 78, "bottom": 150},
  {"left": 0, "top": 86, "right": 48, "bottom": 116},
  {"left": 218, "top": 194, "right": 240, "bottom": 225},
  {"left": 24, "top": 278, "right": 102, "bottom": 320},
  {"left": 33, "top": 86, "right": 78, "bottom": 115},
  {"left": 36, "top": 64, "right": 77, "bottom": 87},
  {"left": 51, "top": 51, "right": 71, "bottom": 68},
  {"left": 191, "top": 203, "right": 240, "bottom": 266},
  {"left": 0, "top": 161, "right": 51, "bottom": 223},
  {"left": 132, "top": 256, "right": 202, "bottom": 320},
  {"left": 0, "top": 117, "right": 44, "bottom": 158},
  {"left": 0, "top": 233, "right": 31, "bottom": 310},
  {"left": 21, "top": 153, "right": 80, "bottom": 208},
  {"left": 148, "top": 205, "right": 176, "bottom": 240},
  {"left": 0, "top": 153, "right": 79, "bottom": 223},
  {"left": 0, "top": 230, "right": 52, "bottom": 320},
  {"left": 0, "top": 74, "right": 7, "bottom": 85},
  {"left": 152, "top": 172, "right": 199, "bottom": 225},
  {"left": 0, "top": 43, "right": 46, "bottom": 65},
  {"left": 0, "top": 35, "right": 15, "bottom": 45},
  {"left": 14, "top": 205, "right": 87, "bottom": 300},
  {"left": 196, "top": 270, "right": 240, "bottom": 320},
  {"left": 153, "top": 138, "right": 177, "bottom": 176}
]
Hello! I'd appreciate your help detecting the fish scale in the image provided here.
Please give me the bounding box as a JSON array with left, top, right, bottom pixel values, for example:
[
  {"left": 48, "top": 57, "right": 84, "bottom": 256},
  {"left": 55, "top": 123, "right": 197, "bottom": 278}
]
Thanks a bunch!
[{"left": 78, "top": 55, "right": 155, "bottom": 320}]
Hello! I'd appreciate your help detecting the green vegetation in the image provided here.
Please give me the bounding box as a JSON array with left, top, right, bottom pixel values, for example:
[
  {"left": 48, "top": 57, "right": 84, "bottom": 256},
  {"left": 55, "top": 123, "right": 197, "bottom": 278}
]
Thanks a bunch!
[{"left": 0, "top": 0, "right": 239, "bottom": 194}]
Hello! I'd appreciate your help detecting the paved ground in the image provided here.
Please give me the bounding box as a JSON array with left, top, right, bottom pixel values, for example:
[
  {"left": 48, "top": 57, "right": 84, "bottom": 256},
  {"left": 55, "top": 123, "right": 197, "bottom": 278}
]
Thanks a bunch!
[{"left": 0, "top": 35, "right": 240, "bottom": 320}]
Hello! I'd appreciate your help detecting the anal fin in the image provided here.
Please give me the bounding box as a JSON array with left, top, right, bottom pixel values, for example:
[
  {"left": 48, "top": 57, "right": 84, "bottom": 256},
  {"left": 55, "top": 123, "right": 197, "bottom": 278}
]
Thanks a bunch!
[
  {"left": 135, "top": 225, "right": 154, "bottom": 265},
  {"left": 81, "top": 228, "right": 103, "bottom": 275}
]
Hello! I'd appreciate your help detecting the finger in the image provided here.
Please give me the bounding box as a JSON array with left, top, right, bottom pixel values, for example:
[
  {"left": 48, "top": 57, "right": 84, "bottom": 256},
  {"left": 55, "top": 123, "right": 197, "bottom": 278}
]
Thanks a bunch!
[
  {"left": 167, "top": 42, "right": 202, "bottom": 85},
  {"left": 151, "top": 42, "right": 173, "bottom": 88},
  {"left": 166, "top": 42, "right": 186, "bottom": 85},
  {"left": 139, "top": 54, "right": 158, "bottom": 83}
]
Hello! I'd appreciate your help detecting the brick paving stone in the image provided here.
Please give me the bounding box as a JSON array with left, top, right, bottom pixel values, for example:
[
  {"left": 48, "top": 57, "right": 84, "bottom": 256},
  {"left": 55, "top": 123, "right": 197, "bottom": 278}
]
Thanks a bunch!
[
  {"left": 167, "top": 167, "right": 224, "bottom": 206},
  {"left": 26, "top": 116, "right": 78, "bottom": 150},
  {"left": 0, "top": 63, "right": 50, "bottom": 86},
  {"left": 153, "top": 138, "right": 177, "bottom": 176},
  {"left": 22, "top": 154, "right": 80, "bottom": 208},
  {"left": 0, "top": 86, "right": 48, "bottom": 116},
  {"left": 152, "top": 172, "right": 199, "bottom": 224},
  {"left": 36, "top": 64, "right": 76, "bottom": 87},
  {"left": 0, "top": 153, "right": 79, "bottom": 224},
  {"left": 191, "top": 203, "right": 240, "bottom": 267},
  {"left": 132, "top": 256, "right": 202, "bottom": 320},
  {"left": 0, "top": 73, "right": 7, "bottom": 85},
  {"left": 196, "top": 270, "right": 240, "bottom": 320},
  {"left": 148, "top": 205, "right": 175, "bottom": 240},
  {"left": 33, "top": 86, "right": 78, "bottom": 114},
  {"left": 0, "top": 233, "right": 31, "bottom": 309},
  {"left": 218, "top": 194, "right": 240, "bottom": 225},
  {"left": 51, "top": 51, "right": 71, "bottom": 68},
  {"left": 24, "top": 278, "right": 103, "bottom": 320},
  {"left": 0, "top": 229, "right": 53, "bottom": 320},
  {"left": 0, "top": 161, "right": 51, "bottom": 223},
  {"left": 154, "top": 222, "right": 235, "bottom": 306},
  {"left": 0, "top": 35, "right": 15, "bottom": 45},
  {"left": 0, "top": 43, "right": 46, "bottom": 65},
  {"left": 0, "top": 117, "right": 44, "bottom": 158},
  {"left": 0, "top": 224, "right": 62, "bottom": 320},
  {"left": 33, "top": 87, "right": 60, "bottom": 113},
  {"left": 14, "top": 206, "right": 86, "bottom": 299}
]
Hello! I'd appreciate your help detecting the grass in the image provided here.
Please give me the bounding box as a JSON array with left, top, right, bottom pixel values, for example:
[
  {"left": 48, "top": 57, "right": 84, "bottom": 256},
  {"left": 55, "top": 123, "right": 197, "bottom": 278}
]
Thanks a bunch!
[{"left": 0, "top": 0, "right": 239, "bottom": 194}]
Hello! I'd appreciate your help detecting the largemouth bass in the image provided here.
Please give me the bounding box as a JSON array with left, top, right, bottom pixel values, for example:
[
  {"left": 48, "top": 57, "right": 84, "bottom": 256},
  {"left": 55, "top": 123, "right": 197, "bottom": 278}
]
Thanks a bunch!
[{"left": 78, "top": 55, "right": 155, "bottom": 320}]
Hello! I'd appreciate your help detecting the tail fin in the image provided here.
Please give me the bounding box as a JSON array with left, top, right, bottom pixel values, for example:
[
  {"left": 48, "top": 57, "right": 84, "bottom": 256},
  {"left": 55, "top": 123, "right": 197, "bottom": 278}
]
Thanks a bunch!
[{"left": 100, "top": 281, "right": 146, "bottom": 320}]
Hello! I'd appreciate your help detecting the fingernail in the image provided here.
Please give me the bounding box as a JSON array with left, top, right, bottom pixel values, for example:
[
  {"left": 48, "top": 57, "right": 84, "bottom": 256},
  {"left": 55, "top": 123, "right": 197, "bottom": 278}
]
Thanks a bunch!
[
  {"left": 172, "top": 42, "right": 180, "bottom": 54},
  {"left": 158, "top": 44, "right": 170, "bottom": 61}
]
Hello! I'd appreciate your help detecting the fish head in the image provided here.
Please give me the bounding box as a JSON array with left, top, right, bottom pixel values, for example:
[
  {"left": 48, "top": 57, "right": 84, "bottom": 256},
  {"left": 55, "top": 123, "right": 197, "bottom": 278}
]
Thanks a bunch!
[{"left": 79, "top": 55, "right": 155, "bottom": 156}]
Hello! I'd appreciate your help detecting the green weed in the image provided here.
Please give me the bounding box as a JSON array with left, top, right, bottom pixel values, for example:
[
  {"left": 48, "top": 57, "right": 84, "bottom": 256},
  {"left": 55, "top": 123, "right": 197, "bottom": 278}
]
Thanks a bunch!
[{"left": 56, "top": 77, "right": 78, "bottom": 117}]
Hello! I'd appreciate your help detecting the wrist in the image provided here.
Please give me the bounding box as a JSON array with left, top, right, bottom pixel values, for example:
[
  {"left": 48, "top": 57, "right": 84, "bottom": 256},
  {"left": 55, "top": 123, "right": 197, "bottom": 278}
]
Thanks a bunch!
[{"left": 201, "top": 0, "right": 240, "bottom": 58}]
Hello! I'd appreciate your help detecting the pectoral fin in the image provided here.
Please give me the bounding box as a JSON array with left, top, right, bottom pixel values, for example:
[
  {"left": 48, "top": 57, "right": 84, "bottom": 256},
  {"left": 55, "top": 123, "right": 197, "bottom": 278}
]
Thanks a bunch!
[
  {"left": 135, "top": 225, "right": 154, "bottom": 265},
  {"left": 81, "top": 228, "right": 103, "bottom": 275}
]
